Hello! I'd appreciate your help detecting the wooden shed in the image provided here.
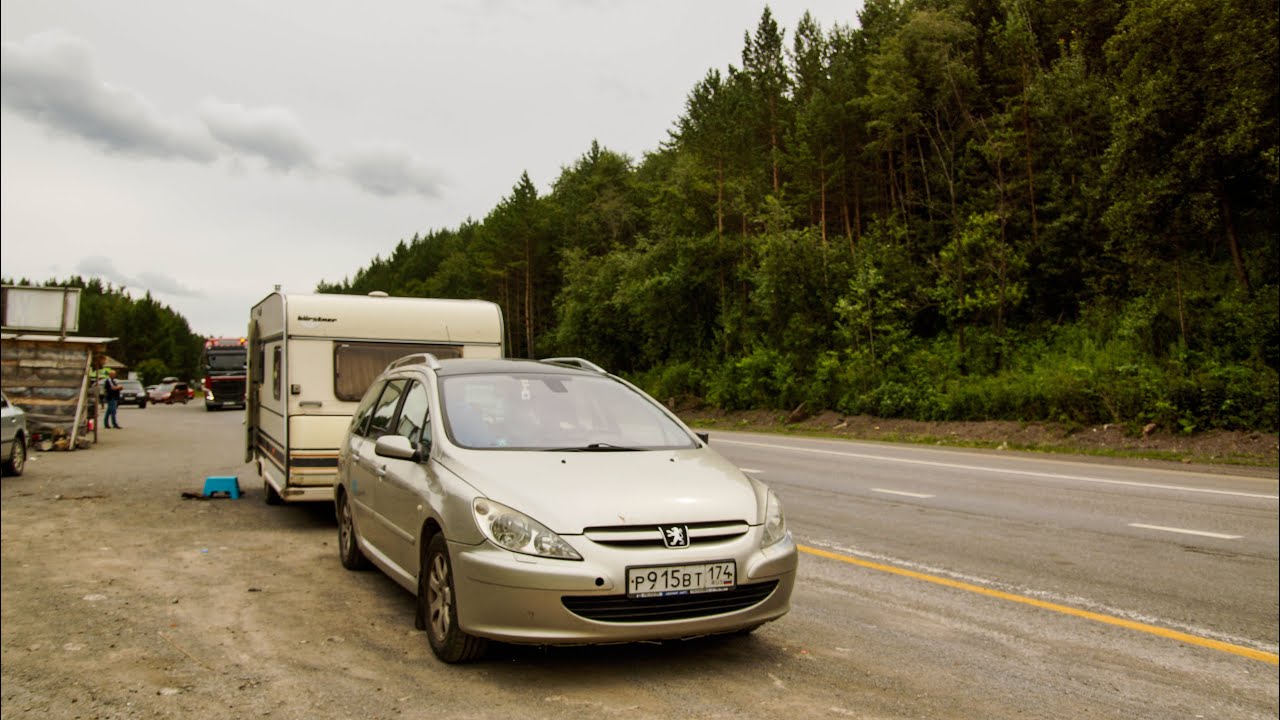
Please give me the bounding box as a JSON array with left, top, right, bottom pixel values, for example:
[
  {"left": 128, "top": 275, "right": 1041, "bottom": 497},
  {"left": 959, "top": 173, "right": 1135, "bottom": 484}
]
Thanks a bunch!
[{"left": 0, "top": 332, "right": 116, "bottom": 447}]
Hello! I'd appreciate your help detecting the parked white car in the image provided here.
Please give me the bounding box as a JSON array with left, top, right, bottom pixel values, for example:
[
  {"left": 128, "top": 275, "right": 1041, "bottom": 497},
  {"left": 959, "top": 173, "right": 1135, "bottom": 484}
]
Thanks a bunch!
[
  {"left": 2, "top": 392, "right": 29, "bottom": 476},
  {"left": 335, "top": 356, "right": 797, "bottom": 662}
]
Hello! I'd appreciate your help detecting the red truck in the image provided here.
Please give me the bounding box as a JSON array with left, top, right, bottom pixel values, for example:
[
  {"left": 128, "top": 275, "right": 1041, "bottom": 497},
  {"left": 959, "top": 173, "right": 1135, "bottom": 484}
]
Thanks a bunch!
[{"left": 202, "top": 337, "right": 247, "bottom": 411}]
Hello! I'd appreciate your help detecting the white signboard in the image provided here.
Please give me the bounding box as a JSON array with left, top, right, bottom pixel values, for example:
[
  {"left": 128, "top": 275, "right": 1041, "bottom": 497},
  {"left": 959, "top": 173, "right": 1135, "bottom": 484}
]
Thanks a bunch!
[{"left": 1, "top": 286, "right": 81, "bottom": 333}]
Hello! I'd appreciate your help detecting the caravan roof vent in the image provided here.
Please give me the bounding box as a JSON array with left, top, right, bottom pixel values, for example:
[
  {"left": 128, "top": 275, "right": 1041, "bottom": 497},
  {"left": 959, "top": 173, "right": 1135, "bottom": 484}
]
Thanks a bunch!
[{"left": 368, "top": 291, "right": 389, "bottom": 297}]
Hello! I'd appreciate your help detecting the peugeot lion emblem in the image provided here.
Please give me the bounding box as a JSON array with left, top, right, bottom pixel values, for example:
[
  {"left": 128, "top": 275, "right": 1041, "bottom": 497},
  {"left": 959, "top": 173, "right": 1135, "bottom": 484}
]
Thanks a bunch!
[{"left": 659, "top": 524, "right": 690, "bottom": 548}]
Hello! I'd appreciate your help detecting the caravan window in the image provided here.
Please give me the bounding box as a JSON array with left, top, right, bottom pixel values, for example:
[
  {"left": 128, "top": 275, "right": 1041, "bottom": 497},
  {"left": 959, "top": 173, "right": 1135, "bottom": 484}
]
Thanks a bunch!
[
  {"left": 272, "top": 347, "right": 282, "bottom": 401},
  {"left": 333, "top": 342, "right": 462, "bottom": 402}
]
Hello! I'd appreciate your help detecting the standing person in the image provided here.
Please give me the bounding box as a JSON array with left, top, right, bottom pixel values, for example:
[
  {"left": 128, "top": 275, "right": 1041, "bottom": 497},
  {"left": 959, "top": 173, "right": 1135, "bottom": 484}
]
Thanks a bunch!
[{"left": 103, "top": 369, "right": 123, "bottom": 429}]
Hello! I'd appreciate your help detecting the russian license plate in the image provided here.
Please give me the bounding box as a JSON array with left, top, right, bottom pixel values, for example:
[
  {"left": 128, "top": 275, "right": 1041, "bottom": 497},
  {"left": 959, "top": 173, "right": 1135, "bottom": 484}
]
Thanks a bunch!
[{"left": 626, "top": 561, "right": 736, "bottom": 598}]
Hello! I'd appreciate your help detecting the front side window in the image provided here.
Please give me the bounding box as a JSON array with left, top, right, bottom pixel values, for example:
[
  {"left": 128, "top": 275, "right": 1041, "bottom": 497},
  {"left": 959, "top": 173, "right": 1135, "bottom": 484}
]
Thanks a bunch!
[
  {"left": 350, "top": 381, "right": 385, "bottom": 438},
  {"left": 367, "top": 380, "right": 408, "bottom": 439},
  {"left": 440, "top": 373, "right": 695, "bottom": 451},
  {"left": 395, "top": 382, "right": 432, "bottom": 454}
]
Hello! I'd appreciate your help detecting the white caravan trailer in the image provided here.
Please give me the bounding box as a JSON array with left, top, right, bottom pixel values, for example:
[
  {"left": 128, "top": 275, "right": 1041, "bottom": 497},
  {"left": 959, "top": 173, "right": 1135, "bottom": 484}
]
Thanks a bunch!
[{"left": 245, "top": 291, "right": 504, "bottom": 503}]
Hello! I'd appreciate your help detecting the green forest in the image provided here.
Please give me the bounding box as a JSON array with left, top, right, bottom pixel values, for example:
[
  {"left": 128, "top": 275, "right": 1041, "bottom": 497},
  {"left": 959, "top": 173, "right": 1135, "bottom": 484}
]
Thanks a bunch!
[{"left": 318, "top": 0, "right": 1279, "bottom": 433}]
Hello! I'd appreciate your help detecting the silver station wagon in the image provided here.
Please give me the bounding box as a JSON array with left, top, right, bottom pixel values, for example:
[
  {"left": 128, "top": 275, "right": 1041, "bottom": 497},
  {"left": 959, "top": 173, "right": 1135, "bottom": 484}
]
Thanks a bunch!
[{"left": 335, "top": 355, "right": 797, "bottom": 662}]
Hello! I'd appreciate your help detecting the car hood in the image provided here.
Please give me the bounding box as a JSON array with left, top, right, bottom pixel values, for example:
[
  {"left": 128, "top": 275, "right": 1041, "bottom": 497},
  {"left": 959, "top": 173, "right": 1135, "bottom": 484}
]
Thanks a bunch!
[{"left": 438, "top": 448, "right": 763, "bottom": 533}]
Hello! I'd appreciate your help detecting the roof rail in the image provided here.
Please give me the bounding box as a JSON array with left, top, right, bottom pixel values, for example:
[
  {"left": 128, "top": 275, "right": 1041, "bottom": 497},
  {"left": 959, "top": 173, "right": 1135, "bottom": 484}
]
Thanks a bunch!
[
  {"left": 388, "top": 353, "right": 442, "bottom": 371},
  {"left": 540, "top": 357, "right": 605, "bottom": 373}
]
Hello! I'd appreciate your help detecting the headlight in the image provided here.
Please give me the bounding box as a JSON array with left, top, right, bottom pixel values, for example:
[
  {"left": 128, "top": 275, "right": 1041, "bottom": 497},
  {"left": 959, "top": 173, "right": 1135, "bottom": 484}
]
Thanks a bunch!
[
  {"left": 761, "top": 489, "right": 787, "bottom": 547},
  {"left": 472, "top": 498, "right": 582, "bottom": 560}
]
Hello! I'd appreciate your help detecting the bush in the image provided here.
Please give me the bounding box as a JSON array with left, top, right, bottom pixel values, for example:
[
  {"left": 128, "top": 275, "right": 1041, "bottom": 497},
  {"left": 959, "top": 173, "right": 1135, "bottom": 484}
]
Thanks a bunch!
[
  {"left": 634, "top": 361, "right": 706, "bottom": 405},
  {"left": 684, "top": 301, "right": 1277, "bottom": 433}
]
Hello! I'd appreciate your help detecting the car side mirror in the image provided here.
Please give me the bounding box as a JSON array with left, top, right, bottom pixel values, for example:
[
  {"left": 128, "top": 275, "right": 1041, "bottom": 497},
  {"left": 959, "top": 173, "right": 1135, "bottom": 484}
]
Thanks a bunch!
[
  {"left": 375, "top": 434, "right": 419, "bottom": 461},
  {"left": 696, "top": 432, "right": 710, "bottom": 445}
]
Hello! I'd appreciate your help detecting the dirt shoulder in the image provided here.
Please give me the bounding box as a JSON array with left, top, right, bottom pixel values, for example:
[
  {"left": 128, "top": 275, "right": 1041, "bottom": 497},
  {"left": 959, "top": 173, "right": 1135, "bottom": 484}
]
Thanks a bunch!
[{"left": 677, "top": 407, "right": 1280, "bottom": 471}]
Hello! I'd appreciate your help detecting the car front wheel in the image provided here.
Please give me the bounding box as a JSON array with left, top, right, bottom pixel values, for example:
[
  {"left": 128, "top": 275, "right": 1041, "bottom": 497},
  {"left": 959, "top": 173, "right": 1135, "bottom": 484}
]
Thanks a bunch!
[
  {"left": 4, "top": 436, "right": 25, "bottom": 476},
  {"left": 337, "top": 492, "right": 370, "bottom": 570},
  {"left": 419, "top": 533, "right": 486, "bottom": 663}
]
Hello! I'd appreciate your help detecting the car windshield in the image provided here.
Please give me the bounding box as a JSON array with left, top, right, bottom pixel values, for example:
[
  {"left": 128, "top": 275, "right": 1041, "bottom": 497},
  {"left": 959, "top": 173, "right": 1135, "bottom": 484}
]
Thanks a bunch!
[
  {"left": 156, "top": 383, "right": 175, "bottom": 392},
  {"left": 206, "top": 352, "right": 246, "bottom": 371},
  {"left": 440, "top": 373, "right": 696, "bottom": 451},
  {"left": 121, "top": 381, "right": 143, "bottom": 392}
]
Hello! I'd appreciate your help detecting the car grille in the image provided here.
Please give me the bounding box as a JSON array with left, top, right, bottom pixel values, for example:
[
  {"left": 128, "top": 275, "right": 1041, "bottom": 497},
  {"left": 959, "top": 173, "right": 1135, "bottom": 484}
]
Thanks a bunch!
[
  {"left": 561, "top": 581, "right": 779, "bottom": 623},
  {"left": 583, "top": 521, "right": 750, "bottom": 548}
]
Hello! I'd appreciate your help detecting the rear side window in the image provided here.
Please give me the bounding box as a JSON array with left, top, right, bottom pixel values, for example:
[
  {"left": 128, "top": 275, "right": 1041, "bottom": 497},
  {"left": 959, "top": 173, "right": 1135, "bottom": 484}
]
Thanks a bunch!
[{"left": 333, "top": 342, "right": 462, "bottom": 402}]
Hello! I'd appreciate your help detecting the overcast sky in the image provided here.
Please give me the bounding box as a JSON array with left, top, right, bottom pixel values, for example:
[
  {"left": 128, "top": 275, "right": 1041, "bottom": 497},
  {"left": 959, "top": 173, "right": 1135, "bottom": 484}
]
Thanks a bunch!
[{"left": 2, "top": 1, "right": 863, "bottom": 338}]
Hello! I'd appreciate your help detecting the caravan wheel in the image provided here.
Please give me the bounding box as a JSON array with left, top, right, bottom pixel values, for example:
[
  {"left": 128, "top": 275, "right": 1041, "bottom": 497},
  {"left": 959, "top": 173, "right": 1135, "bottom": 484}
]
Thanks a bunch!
[{"left": 264, "top": 479, "right": 283, "bottom": 505}]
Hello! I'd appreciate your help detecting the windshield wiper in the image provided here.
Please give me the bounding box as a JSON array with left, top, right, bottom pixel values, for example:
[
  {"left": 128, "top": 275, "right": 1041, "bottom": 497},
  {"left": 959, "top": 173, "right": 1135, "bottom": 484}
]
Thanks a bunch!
[{"left": 543, "top": 443, "right": 640, "bottom": 452}]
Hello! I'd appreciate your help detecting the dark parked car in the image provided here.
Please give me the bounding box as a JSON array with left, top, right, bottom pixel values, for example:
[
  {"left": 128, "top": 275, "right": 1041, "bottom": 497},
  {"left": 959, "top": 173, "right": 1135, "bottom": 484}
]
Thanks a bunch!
[{"left": 118, "top": 379, "right": 148, "bottom": 408}]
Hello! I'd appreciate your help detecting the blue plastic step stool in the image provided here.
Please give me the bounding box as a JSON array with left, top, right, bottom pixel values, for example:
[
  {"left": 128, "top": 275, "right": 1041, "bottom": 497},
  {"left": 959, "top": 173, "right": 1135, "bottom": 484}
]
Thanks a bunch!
[{"left": 202, "top": 476, "right": 241, "bottom": 499}]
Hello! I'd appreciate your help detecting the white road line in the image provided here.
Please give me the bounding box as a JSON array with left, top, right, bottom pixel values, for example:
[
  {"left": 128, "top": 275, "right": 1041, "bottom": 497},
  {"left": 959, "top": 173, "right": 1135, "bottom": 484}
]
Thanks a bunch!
[
  {"left": 715, "top": 438, "right": 1280, "bottom": 500},
  {"left": 871, "top": 488, "right": 936, "bottom": 499},
  {"left": 1128, "top": 523, "right": 1242, "bottom": 539}
]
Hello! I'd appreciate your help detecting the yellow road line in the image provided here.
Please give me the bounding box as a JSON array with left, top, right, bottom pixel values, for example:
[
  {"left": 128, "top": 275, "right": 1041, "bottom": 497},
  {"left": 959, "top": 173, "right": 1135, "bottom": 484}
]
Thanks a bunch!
[{"left": 799, "top": 544, "right": 1279, "bottom": 665}]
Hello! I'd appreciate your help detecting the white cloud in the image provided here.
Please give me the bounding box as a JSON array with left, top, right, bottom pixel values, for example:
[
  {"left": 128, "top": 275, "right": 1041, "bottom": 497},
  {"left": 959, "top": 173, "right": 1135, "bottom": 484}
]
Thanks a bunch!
[
  {"left": 2, "top": 30, "right": 447, "bottom": 200},
  {"left": 75, "top": 256, "right": 202, "bottom": 298},
  {"left": 0, "top": 30, "right": 217, "bottom": 162},
  {"left": 334, "top": 142, "right": 448, "bottom": 199},
  {"left": 199, "top": 98, "right": 317, "bottom": 172}
]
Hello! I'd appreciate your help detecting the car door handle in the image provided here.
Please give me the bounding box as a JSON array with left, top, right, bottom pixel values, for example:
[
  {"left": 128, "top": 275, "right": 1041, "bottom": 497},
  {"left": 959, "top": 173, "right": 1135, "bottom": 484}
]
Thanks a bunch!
[{"left": 375, "top": 464, "right": 388, "bottom": 478}]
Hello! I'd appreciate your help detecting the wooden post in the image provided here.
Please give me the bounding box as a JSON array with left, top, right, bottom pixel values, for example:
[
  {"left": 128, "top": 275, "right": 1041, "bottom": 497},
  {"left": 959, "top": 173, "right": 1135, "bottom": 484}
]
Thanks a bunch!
[{"left": 69, "top": 350, "right": 91, "bottom": 449}]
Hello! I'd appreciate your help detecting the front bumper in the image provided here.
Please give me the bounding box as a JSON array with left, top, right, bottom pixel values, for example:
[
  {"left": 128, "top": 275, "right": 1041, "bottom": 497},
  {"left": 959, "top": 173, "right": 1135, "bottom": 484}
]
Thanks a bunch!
[{"left": 450, "top": 529, "right": 798, "bottom": 644}]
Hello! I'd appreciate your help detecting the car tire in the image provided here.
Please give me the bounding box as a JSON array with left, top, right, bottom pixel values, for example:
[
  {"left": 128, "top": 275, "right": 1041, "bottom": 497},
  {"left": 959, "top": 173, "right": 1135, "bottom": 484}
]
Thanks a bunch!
[
  {"left": 419, "top": 533, "right": 486, "bottom": 663},
  {"left": 3, "top": 435, "right": 25, "bottom": 476},
  {"left": 337, "top": 492, "right": 371, "bottom": 570},
  {"left": 264, "top": 479, "right": 284, "bottom": 506}
]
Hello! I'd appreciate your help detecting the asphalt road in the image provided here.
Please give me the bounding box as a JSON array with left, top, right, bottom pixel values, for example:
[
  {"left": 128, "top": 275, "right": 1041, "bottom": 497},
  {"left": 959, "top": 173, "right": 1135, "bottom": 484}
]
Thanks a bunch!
[
  {"left": 2, "top": 406, "right": 1276, "bottom": 719},
  {"left": 710, "top": 432, "right": 1278, "bottom": 639},
  {"left": 708, "top": 430, "right": 1279, "bottom": 714}
]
